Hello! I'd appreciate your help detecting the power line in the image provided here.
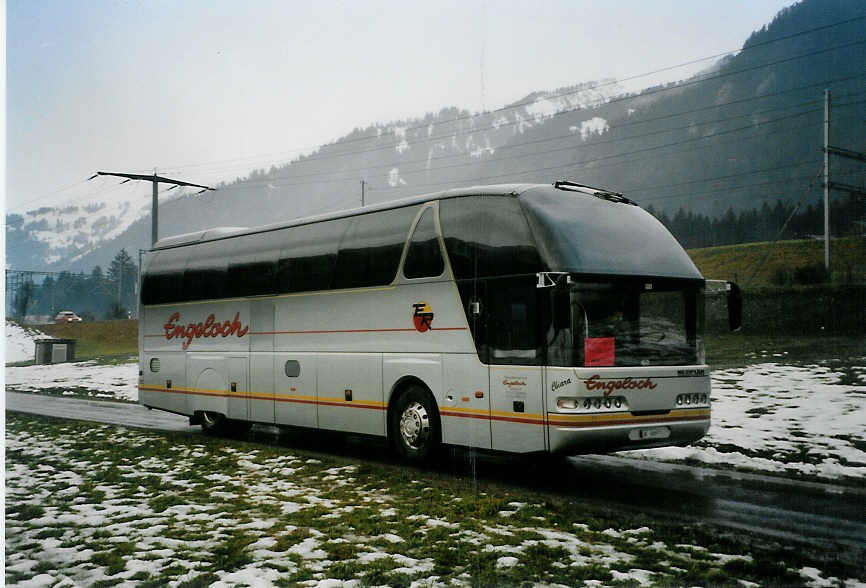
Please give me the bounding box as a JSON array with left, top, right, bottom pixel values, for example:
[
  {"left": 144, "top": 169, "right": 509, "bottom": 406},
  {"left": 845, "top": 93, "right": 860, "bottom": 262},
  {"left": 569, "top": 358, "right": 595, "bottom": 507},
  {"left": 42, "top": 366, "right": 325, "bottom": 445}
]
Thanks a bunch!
[
  {"left": 222, "top": 106, "right": 830, "bottom": 194},
  {"left": 171, "top": 90, "right": 863, "bottom": 200},
  {"left": 189, "top": 99, "right": 824, "bottom": 188},
  {"left": 166, "top": 73, "right": 863, "bottom": 191},
  {"left": 152, "top": 15, "right": 866, "bottom": 174},
  {"left": 16, "top": 21, "right": 865, "bottom": 209}
]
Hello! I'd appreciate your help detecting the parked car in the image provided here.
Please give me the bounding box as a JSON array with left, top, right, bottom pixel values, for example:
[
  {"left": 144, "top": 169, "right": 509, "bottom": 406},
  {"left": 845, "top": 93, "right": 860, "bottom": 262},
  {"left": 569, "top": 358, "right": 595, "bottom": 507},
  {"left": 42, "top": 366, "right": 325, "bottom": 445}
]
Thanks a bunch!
[{"left": 55, "top": 311, "right": 83, "bottom": 323}]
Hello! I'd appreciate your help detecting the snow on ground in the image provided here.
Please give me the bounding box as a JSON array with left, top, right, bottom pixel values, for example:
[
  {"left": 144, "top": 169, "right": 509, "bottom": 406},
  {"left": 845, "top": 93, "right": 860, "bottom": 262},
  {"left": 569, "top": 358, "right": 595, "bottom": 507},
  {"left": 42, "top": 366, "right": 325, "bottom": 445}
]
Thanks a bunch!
[
  {"left": 4, "top": 321, "right": 45, "bottom": 364},
  {"left": 9, "top": 418, "right": 855, "bottom": 587},
  {"left": 623, "top": 362, "right": 866, "bottom": 481},
  {"left": 5, "top": 360, "right": 138, "bottom": 402},
  {"left": 4, "top": 358, "right": 865, "bottom": 480}
]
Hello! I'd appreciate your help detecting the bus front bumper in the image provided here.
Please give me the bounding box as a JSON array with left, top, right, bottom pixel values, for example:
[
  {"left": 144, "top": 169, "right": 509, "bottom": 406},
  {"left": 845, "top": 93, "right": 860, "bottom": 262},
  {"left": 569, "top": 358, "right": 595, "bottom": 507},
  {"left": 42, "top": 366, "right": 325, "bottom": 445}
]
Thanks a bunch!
[{"left": 547, "top": 411, "right": 710, "bottom": 455}]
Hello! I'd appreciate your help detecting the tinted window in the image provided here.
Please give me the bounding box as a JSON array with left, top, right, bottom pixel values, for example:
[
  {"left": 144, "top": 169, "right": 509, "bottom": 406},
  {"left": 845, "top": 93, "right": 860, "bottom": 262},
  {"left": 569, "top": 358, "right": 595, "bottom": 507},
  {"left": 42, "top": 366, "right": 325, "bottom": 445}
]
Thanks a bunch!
[
  {"left": 487, "top": 276, "right": 543, "bottom": 365},
  {"left": 226, "top": 233, "right": 280, "bottom": 297},
  {"left": 183, "top": 239, "right": 231, "bottom": 301},
  {"left": 439, "top": 196, "right": 543, "bottom": 280},
  {"left": 141, "top": 247, "right": 186, "bottom": 305},
  {"left": 278, "top": 218, "right": 349, "bottom": 293},
  {"left": 519, "top": 186, "right": 701, "bottom": 279},
  {"left": 403, "top": 208, "right": 444, "bottom": 279},
  {"left": 332, "top": 206, "right": 418, "bottom": 289}
]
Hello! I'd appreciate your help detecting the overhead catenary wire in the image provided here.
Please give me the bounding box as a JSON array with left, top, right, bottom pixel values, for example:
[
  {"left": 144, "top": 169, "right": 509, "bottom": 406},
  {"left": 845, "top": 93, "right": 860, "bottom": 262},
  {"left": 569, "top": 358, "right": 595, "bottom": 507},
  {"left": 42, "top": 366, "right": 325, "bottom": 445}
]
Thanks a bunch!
[
  {"left": 150, "top": 15, "right": 866, "bottom": 175},
  {"left": 742, "top": 167, "right": 826, "bottom": 287},
  {"left": 220, "top": 106, "right": 840, "bottom": 194},
  {"left": 178, "top": 100, "right": 865, "bottom": 199},
  {"left": 14, "top": 18, "right": 866, "bottom": 211},
  {"left": 157, "top": 79, "right": 864, "bottom": 195},
  {"left": 194, "top": 99, "right": 829, "bottom": 189},
  {"left": 145, "top": 101, "right": 863, "bottom": 214}
]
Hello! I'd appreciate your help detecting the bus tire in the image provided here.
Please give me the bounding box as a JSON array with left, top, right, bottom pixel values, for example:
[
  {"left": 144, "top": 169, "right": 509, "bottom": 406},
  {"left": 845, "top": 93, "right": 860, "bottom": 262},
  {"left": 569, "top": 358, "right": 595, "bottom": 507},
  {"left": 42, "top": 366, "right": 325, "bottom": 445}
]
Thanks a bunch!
[
  {"left": 390, "top": 385, "right": 441, "bottom": 463},
  {"left": 199, "top": 411, "right": 225, "bottom": 435},
  {"left": 199, "top": 412, "right": 251, "bottom": 437}
]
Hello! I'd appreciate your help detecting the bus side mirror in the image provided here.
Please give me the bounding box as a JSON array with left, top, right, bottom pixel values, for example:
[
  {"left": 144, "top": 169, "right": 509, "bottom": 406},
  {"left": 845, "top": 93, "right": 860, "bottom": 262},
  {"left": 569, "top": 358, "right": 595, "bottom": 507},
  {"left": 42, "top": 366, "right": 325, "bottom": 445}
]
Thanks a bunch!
[{"left": 727, "top": 282, "right": 742, "bottom": 332}]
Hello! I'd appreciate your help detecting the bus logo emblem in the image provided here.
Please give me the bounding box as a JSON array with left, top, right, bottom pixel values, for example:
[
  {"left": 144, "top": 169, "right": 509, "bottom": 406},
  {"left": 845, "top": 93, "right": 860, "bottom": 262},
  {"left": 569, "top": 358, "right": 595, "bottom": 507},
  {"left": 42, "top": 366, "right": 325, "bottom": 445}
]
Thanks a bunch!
[{"left": 412, "top": 302, "right": 434, "bottom": 332}]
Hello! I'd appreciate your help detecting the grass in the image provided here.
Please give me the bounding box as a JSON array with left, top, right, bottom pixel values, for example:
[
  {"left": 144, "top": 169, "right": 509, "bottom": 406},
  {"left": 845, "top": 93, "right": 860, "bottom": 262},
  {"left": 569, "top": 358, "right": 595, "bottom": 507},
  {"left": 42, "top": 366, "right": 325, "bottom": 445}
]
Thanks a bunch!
[
  {"left": 705, "top": 332, "right": 864, "bottom": 369},
  {"left": 31, "top": 319, "right": 138, "bottom": 362},
  {"left": 688, "top": 236, "right": 865, "bottom": 286},
  {"left": 6, "top": 413, "right": 862, "bottom": 587}
]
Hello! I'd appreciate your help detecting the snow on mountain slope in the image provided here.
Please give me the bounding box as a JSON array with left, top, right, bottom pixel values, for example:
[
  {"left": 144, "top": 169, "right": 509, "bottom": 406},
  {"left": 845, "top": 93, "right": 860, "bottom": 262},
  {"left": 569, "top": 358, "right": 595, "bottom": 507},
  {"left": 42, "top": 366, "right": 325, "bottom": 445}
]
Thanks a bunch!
[
  {"left": 7, "top": 176, "right": 199, "bottom": 268},
  {"left": 8, "top": 79, "right": 627, "bottom": 272}
]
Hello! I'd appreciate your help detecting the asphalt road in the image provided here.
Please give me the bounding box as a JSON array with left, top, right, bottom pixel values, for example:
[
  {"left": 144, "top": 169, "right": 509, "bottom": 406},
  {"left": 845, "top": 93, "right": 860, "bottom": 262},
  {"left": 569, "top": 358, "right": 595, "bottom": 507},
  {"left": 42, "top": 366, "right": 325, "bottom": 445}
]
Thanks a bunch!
[{"left": 6, "top": 390, "right": 865, "bottom": 567}]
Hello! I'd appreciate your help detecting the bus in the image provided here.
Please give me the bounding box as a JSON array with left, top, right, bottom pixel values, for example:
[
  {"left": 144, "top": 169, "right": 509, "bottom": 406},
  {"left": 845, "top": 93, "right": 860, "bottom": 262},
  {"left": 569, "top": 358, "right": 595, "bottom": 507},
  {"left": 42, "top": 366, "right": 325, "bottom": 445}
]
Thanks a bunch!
[{"left": 138, "top": 181, "right": 741, "bottom": 462}]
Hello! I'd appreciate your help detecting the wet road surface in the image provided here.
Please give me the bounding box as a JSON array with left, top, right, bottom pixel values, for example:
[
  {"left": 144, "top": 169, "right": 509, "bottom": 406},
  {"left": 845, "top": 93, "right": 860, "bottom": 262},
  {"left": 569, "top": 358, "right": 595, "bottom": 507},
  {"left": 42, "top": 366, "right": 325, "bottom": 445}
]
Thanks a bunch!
[{"left": 7, "top": 391, "right": 865, "bottom": 566}]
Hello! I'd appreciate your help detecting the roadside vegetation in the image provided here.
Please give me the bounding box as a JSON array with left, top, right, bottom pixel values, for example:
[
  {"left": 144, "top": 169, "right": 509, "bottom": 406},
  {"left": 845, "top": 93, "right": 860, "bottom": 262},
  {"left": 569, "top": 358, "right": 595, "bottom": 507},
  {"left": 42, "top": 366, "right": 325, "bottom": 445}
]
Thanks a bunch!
[
  {"left": 6, "top": 413, "right": 862, "bottom": 587},
  {"left": 12, "top": 320, "right": 138, "bottom": 365},
  {"left": 688, "top": 236, "right": 864, "bottom": 286}
]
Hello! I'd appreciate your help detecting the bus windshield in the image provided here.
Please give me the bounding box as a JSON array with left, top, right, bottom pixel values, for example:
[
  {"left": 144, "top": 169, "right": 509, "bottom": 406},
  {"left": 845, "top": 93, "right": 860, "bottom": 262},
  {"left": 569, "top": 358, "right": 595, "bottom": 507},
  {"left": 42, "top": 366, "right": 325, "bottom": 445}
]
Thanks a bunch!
[{"left": 547, "top": 279, "right": 704, "bottom": 368}]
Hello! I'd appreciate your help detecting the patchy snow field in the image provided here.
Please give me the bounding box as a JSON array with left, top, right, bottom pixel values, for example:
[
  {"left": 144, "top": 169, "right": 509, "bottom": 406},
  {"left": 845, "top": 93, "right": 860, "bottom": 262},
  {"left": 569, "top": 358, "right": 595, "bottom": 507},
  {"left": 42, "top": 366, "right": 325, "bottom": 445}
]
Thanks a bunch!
[
  {"left": 4, "top": 321, "right": 45, "bottom": 364},
  {"left": 7, "top": 415, "right": 859, "bottom": 587},
  {"left": 6, "top": 359, "right": 864, "bottom": 482},
  {"left": 624, "top": 362, "right": 866, "bottom": 482},
  {"left": 5, "top": 360, "right": 139, "bottom": 401}
]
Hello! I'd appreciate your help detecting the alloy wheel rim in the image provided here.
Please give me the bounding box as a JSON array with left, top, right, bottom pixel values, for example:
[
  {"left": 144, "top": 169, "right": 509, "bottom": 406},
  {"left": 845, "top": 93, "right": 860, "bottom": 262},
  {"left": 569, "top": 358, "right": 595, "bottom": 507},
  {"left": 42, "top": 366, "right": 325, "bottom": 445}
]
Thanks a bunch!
[{"left": 399, "top": 401, "right": 430, "bottom": 450}]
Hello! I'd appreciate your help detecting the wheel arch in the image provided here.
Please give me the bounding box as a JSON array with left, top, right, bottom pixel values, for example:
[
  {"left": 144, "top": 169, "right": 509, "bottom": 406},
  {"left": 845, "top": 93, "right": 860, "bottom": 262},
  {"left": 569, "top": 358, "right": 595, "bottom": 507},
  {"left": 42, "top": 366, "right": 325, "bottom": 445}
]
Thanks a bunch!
[{"left": 386, "top": 375, "right": 440, "bottom": 442}]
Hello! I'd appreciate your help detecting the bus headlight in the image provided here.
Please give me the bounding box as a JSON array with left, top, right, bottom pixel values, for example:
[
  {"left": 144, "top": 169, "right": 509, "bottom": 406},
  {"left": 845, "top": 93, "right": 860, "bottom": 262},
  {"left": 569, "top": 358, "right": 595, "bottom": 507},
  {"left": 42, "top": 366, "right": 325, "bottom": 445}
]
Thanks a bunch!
[
  {"left": 676, "top": 394, "right": 709, "bottom": 406},
  {"left": 559, "top": 396, "right": 628, "bottom": 412}
]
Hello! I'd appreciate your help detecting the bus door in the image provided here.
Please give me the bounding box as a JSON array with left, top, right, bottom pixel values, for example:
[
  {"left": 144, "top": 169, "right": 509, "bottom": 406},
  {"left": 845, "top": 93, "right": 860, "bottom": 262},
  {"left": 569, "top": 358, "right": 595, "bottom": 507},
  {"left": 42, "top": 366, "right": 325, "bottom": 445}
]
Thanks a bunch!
[
  {"left": 249, "top": 302, "right": 276, "bottom": 423},
  {"left": 442, "top": 278, "right": 491, "bottom": 449},
  {"left": 487, "top": 277, "right": 546, "bottom": 453}
]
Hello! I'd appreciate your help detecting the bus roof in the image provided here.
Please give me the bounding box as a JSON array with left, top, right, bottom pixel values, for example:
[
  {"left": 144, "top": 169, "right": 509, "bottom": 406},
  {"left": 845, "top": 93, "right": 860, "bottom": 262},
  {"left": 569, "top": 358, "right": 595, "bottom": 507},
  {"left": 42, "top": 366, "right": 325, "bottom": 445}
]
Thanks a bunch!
[
  {"left": 149, "top": 181, "right": 700, "bottom": 280},
  {"left": 152, "top": 183, "right": 536, "bottom": 250}
]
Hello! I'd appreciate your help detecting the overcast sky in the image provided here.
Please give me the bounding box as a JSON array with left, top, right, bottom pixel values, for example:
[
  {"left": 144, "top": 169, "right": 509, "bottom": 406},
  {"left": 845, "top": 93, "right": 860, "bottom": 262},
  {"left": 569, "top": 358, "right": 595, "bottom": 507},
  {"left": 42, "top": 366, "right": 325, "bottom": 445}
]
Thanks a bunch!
[{"left": 5, "top": 0, "right": 796, "bottom": 214}]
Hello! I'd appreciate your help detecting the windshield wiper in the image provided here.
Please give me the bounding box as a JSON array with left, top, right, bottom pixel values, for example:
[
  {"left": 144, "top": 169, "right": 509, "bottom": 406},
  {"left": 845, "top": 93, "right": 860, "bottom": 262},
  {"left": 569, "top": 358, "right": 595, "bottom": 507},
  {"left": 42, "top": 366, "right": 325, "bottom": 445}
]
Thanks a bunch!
[{"left": 553, "top": 180, "right": 638, "bottom": 206}]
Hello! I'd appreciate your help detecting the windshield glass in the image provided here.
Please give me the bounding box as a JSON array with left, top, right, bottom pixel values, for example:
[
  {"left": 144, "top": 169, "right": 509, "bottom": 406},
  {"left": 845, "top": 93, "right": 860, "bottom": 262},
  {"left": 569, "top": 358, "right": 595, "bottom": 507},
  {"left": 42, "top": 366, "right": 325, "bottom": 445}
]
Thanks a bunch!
[{"left": 547, "top": 279, "right": 704, "bottom": 367}]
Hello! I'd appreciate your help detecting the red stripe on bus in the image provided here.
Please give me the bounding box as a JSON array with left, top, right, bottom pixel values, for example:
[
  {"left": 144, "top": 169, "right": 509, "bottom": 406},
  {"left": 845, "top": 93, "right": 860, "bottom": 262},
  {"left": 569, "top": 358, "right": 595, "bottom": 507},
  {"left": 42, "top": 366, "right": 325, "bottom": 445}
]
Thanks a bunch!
[
  {"left": 144, "top": 327, "right": 467, "bottom": 337},
  {"left": 140, "top": 385, "right": 384, "bottom": 410},
  {"left": 439, "top": 410, "right": 543, "bottom": 426},
  {"left": 249, "top": 327, "right": 467, "bottom": 335},
  {"left": 315, "top": 400, "right": 385, "bottom": 411}
]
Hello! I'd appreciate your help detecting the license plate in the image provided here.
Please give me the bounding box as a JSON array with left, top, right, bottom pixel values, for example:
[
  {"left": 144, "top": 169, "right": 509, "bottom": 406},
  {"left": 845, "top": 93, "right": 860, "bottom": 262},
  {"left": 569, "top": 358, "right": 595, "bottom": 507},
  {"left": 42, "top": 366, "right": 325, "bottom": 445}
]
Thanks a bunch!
[{"left": 629, "top": 427, "right": 671, "bottom": 441}]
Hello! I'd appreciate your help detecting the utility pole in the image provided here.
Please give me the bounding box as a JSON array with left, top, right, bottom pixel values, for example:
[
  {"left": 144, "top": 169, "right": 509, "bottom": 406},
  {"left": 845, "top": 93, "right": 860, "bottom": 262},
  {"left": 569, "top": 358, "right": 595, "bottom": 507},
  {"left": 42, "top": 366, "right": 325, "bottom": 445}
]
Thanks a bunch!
[
  {"left": 361, "top": 179, "right": 366, "bottom": 207},
  {"left": 88, "top": 170, "right": 216, "bottom": 247},
  {"left": 823, "top": 89, "right": 830, "bottom": 272}
]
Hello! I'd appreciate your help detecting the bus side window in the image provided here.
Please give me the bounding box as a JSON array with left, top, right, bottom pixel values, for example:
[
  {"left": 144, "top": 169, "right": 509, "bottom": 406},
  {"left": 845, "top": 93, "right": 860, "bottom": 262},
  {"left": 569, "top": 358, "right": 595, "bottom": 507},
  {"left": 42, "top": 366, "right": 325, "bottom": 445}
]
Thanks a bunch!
[
  {"left": 278, "top": 219, "right": 349, "bottom": 293},
  {"left": 333, "top": 206, "right": 419, "bottom": 289},
  {"left": 183, "top": 239, "right": 230, "bottom": 301},
  {"left": 439, "top": 196, "right": 543, "bottom": 281},
  {"left": 547, "top": 288, "right": 574, "bottom": 367},
  {"left": 488, "top": 277, "right": 542, "bottom": 365},
  {"left": 403, "top": 208, "right": 444, "bottom": 279},
  {"left": 144, "top": 248, "right": 185, "bottom": 305}
]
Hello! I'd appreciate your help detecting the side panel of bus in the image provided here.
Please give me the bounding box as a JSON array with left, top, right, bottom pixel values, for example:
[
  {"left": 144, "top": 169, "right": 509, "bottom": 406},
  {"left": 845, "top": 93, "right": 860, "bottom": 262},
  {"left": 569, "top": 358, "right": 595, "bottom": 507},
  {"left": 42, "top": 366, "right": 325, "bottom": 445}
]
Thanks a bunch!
[
  {"left": 488, "top": 365, "right": 546, "bottom": 452},
  {"left": 317, "top": 353, "right": 385, "bottom": 436},
  {"left": 274, "top": 352, "right": 318, "bottom": 428}
]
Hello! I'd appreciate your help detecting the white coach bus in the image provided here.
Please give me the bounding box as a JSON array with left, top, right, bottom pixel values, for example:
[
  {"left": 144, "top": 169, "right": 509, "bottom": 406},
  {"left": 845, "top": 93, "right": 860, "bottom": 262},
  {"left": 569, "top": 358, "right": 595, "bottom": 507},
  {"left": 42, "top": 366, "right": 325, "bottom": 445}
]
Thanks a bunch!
[{"left": 139, "top": 181, "right": 741, "bottom": 462}]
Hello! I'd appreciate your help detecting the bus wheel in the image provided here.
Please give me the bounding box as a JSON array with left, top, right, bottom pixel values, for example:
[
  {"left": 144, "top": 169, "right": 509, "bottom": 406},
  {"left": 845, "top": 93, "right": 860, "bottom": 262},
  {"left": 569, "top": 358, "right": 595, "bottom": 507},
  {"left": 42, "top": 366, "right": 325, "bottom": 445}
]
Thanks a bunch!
[
  {"left": 391, "top": 386, "right": 440, "bottom": 462},
  {"left": 199, "top": 411, "right": 225, "bottom": 435},
  {"left": 199, "top": 412, "right": 251, "bottom": 437}
]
